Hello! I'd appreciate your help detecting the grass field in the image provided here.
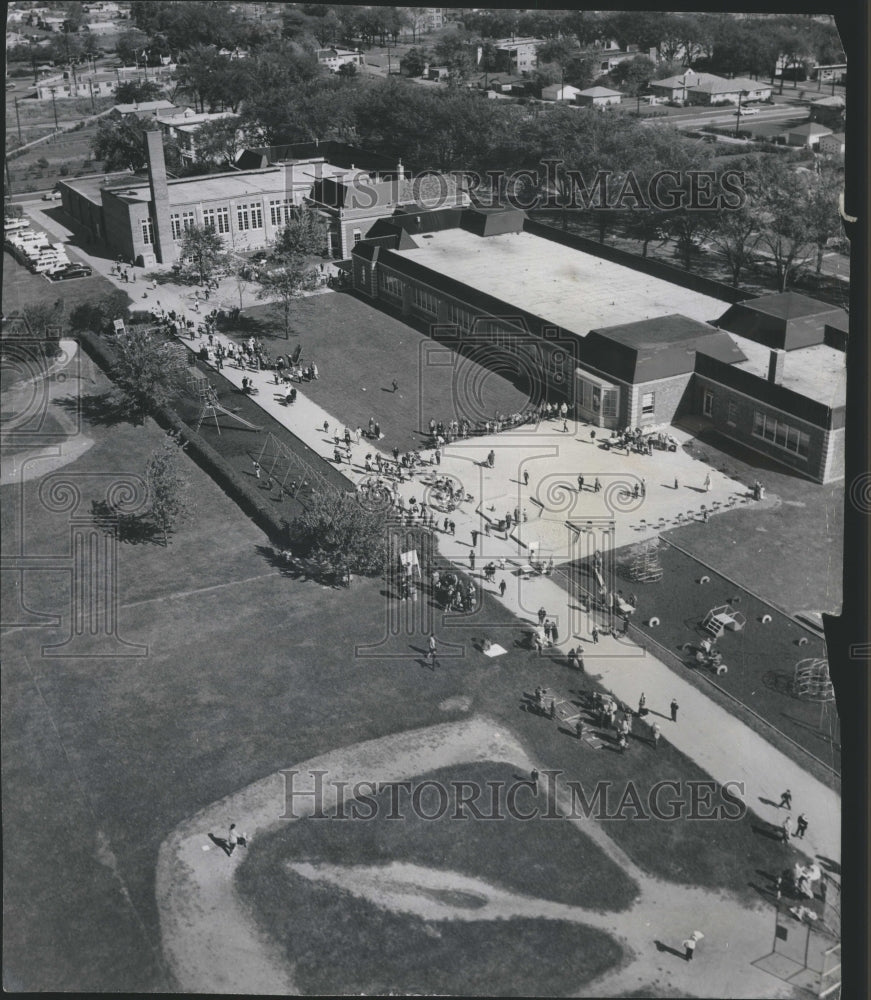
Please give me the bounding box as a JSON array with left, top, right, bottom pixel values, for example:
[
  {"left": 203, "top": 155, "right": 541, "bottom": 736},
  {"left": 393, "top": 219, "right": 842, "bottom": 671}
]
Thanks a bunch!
[
  {"left": 1, "top": 299, "right": 838, "bottom": 991},
  {"left": 221, "top": 291, "right": 534, "bottom": 450},
  {"left": 238, "top": 759, "right": 631, "bottom": 995},
  {"left": 2, "top": 250, "right": 127, "bottom": 318}
]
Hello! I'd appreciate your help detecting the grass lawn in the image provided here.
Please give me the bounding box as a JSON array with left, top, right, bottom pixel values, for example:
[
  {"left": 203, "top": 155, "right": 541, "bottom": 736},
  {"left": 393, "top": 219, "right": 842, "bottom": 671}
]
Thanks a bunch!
[
  {"left": 2, "top": 250, "right": 128, "bottom": 319},
  {"left": 221, "top": 291, "right": 533, "bottom": 452},
  {"left": 238, "top": 763, "right": 629, "bottom": 995},
  {"left": 2, "top": 350, "right": 832, "bottom": 990}
]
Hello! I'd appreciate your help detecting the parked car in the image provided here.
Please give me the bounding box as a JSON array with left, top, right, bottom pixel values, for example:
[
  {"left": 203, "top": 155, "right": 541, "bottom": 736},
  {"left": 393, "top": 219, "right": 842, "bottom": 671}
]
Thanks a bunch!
[
  {"left": 41, "top": 191, "right": 62, "bottom": 201},
  {"left": 52, "top": 264, "right": 92, "bottom": 280},
  {"left": 734, "top": 107, "right": 760, "bottom": 116}
]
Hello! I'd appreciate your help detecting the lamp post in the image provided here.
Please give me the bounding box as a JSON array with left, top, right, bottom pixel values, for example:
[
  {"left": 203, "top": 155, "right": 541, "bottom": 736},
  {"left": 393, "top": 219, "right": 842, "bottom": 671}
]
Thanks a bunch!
[{"left": 14, "top": 97, "right": 23, "bottom": 144}]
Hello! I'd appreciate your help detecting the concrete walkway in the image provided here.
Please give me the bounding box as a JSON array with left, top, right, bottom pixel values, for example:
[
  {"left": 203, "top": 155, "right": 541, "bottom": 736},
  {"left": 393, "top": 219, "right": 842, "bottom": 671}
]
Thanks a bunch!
[{"left": 26, "top": 209, "right": 843, "bottom": 865}]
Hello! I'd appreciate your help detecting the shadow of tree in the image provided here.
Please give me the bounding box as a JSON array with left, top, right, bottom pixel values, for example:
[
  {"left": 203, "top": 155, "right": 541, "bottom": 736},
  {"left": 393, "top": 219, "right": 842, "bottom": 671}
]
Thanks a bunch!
[
  {"left": 91, "top": 500, "right": 161, "bottom": 545},
  {"left": 55, "top": 391, "right": 133, "bottom": 428}
]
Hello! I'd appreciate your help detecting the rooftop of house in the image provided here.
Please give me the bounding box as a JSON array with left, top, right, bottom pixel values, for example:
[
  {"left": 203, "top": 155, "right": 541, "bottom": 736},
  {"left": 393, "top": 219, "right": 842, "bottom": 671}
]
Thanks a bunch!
[
  {"left": 578, "top": 86, "right": 624, "bottom": 97},
  {"left": 787, "top": 122, "right": 833, "bottom": 135},
  {"left": 387, "top": 228, "right": 727, "bottom": 337},
  {"left": 651, "top": 71, "right": 722, "bottom": 89},
  {"left": 112, "top": 100, "right": 179, "bottom": 115}
]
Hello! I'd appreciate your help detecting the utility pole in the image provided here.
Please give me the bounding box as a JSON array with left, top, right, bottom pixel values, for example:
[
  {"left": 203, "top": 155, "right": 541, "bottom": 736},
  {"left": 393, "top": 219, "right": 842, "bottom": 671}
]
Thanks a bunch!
[
  {"left": 50, "top": 87, "right": 59, "bottom": 131},
  {"left": 14, "top": 98, "right": 23, "bottom": 144},
  {"left": 734, "top": 93, "right": 742, "bottom": 138},
  {"left": 88, "top": 79, "right": 95, "bottom": 113}
]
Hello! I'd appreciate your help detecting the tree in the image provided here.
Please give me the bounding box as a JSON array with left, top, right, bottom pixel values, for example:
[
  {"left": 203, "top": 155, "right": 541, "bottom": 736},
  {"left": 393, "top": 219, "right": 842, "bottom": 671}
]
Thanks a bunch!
[
  {"left": 273, "top": 207, "right": 330, "bottom": 258},
  {"left": 145, "top": 431, "right": 192, "bottom": 545},
  {"left": 337, "top": 61, "right": 357, "bottom": 78},
  {"left": 115, "top": 28, "right": 150, "bottom": 66},
  {"left": 434, "top": 30, "right": 473, "bottom": 84},
  {"left": 287, "top": 489, "right": 388, "bottom": 584},
  {"left": 192, "top": 116, "right": 247, "bottom": 166},
  {"left": 69, "top": 290, "right": 131, "bottom": 335},
  {"left": 18, "top": 300, "right": 66, "bottom": 358},
  {"left": 755, "top": 159, "right": 815, "bottom": 290},
  {"left": 255, "top": 255, "right": 321, "bottom": 339},
  {"left": 114, "top": 80, "right": 163, "bottom": 104},
  {"left": 93, "top": 115, "right": 160, "bottom": 172},
  {"left": 610, "top": 54, "right": 657, "bottom": 107},
  {"left": 179, "top": 224, "right": 227, "bottom": 286},
  {"left": 804, "top": 165, "right": 842, "bottom": 273},
  {"left": 707, "top": 206, "right": 761, "bottom": 287},
  {"left": 108, "top": 326, "right": 187, "bottom": 424},
  {"left": 400, "top": 46, "right": 428, "bottom": 78}
]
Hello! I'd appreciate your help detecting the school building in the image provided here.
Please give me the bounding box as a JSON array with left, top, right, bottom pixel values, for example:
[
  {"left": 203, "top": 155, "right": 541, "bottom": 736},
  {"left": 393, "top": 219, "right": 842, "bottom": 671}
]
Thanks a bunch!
[
  {"left": 57, "top": 135, "right": 468, "bottom": 266},
  {"left": 351, "top": 208, "right": 846, "bottom": 483}
]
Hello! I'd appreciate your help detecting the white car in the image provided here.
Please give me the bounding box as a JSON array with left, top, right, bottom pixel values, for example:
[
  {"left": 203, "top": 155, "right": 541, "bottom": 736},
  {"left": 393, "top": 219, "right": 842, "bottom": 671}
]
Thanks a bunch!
[
  {"left": 42, "top": 191, "right": 62, "bottom": 201},
  {"left": 734, "top": 107, "right": 760, "bottom": 116}
]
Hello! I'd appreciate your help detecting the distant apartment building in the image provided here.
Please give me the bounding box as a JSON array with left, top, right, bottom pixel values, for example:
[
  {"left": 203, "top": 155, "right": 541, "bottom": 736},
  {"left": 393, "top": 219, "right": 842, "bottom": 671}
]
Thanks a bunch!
[{"left": 472, "top": 37, "right": 544, "bottom": 75}]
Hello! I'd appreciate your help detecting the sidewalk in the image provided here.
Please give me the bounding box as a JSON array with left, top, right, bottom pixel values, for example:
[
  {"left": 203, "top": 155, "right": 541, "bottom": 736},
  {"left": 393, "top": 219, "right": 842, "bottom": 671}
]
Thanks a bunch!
[{"left": 32, "top": 220, "right": 841, "bottom": 865}]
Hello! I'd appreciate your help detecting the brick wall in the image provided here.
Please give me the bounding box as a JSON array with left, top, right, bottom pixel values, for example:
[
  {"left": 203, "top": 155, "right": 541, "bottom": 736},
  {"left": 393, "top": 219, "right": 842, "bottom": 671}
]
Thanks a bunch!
[{"left": 693, "top": 375, "right": 831, "bottom": 482}]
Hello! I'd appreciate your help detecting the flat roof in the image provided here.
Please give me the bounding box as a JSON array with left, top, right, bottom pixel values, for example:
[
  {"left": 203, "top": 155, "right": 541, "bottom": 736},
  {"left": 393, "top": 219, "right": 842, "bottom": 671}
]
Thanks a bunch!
[
  {"left": 729, "top": 334, "right": 845, "bottom": 408},
  {"left": 391, "top": 229, "right": 727, "bottom": 336}
]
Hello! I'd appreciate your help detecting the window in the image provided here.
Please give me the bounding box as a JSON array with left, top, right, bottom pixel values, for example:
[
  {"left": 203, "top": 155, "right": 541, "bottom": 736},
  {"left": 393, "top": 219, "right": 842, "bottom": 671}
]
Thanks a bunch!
[
  {"left": 202, "top": 208, "right": 216, "bottom": 231},
  {"left": 379, "top": 271, "right": 403, "bottom": 299},
  {"left": 237, "top": 205, "right": 250, "bottom": 231},
  {"left": 602, "top": 388, "right": 618, "bottom": 418},
  {"left": 752, "top": 411, "right": 811, "bottom": 458},
  {"left": 170, "top": 213, "right": 182, "bottom": 241},
  {"left": 249, "top": 202, "right": 263, "bottom": 229},
  {"left": 412, "top": 285, "right": 438, "bottom": 316},
  {"left": 140, "top": 217, "right": 154, "bottom": 246},
  {"left": 703, "top": 390, "right": 714, "bottom": 417},
  {"left": 215, "top": 206, "right": 230, "bottom": 235},
  {"left": 269, "top": 199, "right": 292, "bottom": 227},
  {"left": 353, "top": 229, "right": 362, "bottom": 244},
  {"left": 727, "top": 400, "right": 738, "bottom": 425},
  {"left": 641, "top": 392, "right": 655, "bottom": 416},
  {"left": 182, "top": 210, "right": 196, "bottom": 232}
]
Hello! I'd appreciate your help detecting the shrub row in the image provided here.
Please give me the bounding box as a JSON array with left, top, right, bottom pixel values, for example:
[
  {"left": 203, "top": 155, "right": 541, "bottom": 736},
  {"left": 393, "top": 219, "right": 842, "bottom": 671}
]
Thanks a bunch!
[{"left": 75, "top": 329, "right": 292, "bottom": 546}]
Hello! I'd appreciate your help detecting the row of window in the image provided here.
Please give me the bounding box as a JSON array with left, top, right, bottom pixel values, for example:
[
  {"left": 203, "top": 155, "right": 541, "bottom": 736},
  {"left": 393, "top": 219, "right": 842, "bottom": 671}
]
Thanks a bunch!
[
  {"left": 269, "top": 199, "right": 293, "bottom": 228},
  {"left": 203, "top": 206, "right": 231, "bottom": 234},
  {"left": 752, "top": 411, "right": 811, "bottom": 457},
  {"left": 169, "top": 210, "right": 196, "bottom": 241}
]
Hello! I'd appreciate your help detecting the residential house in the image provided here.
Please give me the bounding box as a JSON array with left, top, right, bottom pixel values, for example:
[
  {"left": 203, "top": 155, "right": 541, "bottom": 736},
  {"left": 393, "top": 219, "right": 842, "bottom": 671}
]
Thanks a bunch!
[
  {"left": 541, "top": 83, "right": 582, "bottom": 102},
  {"left": 317, "top": 47, "right": 364, "bottom": 72},
  {"left": 575, "top": 86, "right": 624, "bottom": 107},
  {"left": 109, "top": 100, "right": 180, "bottom": 119},
  {"left": 817, "top": 132, "right": 845, "bottom": 156},
  {"left": 784, "top": 122, "right": 833, "bottom": 148},
  {"left": 650, "top": 69, "right": 771, "bottom": 105},
  {"left": 155, "top": 109, "right": 241, "bottom": 164}
]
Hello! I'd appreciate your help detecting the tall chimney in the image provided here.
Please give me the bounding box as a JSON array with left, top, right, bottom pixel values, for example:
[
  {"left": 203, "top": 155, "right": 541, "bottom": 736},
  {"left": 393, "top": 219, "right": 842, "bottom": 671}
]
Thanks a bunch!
[
  {"left": 144, "top": 129, "right": 174, "bottom": 264},
  {"left": 767, "top": 348, "right": 785, "bottom": 384}
]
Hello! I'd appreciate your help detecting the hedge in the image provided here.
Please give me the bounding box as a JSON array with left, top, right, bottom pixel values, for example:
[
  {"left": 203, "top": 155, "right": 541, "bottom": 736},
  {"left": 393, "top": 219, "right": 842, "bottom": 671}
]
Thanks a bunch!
[{"left": 75, "top": 329, "right": 292, "bottom": 545}]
